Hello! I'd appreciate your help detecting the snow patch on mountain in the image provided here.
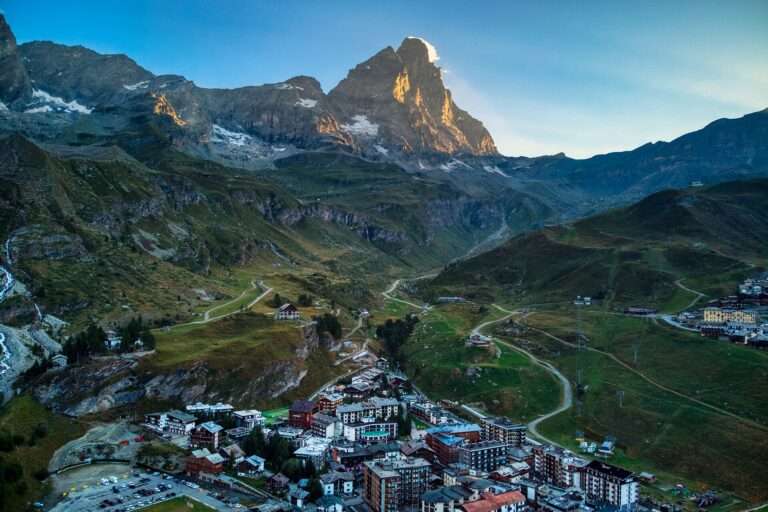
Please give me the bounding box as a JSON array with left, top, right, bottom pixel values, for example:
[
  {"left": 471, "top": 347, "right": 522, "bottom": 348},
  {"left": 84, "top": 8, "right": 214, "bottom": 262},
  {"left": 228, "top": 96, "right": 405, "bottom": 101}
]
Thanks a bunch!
[
  {"left": 275, "top": 83, "right": 303, "bottom": 91},
  {"left": 211, "top": 124, "right": 253, "bottom": 147},
  {"left": 295, "top": 98, "right": 317, "bottom": 108},
  {"left": 374, "top": 144, "right": 389, "bottom": 155},
  {"left": 0, "top": 101, "right": 7, "bottom": 112},
  {"left": 341, "top": 115, "right": 379, "bottom": 137},
  {"left": 439, "top": 159, "right": 472, "bottom": 172},
  {"left": 123, "top": 80, "right": 150, "bottom": 91},
  {"left": 483, "top": 165, "right": 508, "bottom": 177},
  {"left": 406, "top": 36, "right": 440, "bottom": 63},
  {"left": 26, "top": 89, "right": 92, "bottom": 114}
]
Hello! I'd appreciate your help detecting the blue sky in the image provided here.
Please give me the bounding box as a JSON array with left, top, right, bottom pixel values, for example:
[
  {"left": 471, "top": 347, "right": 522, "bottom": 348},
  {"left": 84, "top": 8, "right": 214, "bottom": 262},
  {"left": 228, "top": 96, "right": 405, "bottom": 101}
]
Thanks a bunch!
[{"left": 3, "top": 0, "right": 767, "bottom": 158}]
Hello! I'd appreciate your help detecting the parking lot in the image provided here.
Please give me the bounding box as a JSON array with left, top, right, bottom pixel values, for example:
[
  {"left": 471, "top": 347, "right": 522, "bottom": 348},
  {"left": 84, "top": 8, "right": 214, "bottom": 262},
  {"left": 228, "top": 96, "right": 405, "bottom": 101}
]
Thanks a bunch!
[{"left": 49, "top": 468, "right": 243, "bottom": 511}]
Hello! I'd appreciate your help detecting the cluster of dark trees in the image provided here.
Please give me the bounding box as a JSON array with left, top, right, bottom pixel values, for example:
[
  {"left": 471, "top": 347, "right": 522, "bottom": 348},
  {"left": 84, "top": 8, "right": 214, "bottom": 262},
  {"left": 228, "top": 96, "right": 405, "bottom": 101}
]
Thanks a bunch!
[
  {"left": 62, "top": 317, "right": 155, "bottom": 362},
  {"left": 297, "top": 294, "right": 314, "bottom": 307},
  {"left": 118, "top": 317, "right": 156, "bottom": 352},
  {"left": 241, "top": 428, "right": 323, "bottom": 500},
  {"left": 313, "top": 313, "right": 342, "bottom": 340},
  {"left": 376, "top": 314, "right": 419, "bottom": 368},
  {"left": 268, "top": 293, "right": 286, "bottom": 308},
  {"left": 0, "top": 423, "right": 49, "bottom": 510},
  {"left": 62, "top": 323, "right": 107, "bottom": 362}
]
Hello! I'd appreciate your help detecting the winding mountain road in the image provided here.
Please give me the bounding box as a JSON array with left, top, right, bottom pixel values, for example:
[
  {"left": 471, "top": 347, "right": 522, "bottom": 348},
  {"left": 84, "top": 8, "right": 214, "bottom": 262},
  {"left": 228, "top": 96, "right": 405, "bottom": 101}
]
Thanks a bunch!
[
  {"left": 162, "top": 280, "right": 273, "bottom": 331},
  {"left": 381, "top": 278, "right": 429, "bottom": 310},
  {"left": 471, "top": 304, "right": 574, "bottom": 446},
  {"left": 674, "top": 279, "right": 706, "bottom": 310}
]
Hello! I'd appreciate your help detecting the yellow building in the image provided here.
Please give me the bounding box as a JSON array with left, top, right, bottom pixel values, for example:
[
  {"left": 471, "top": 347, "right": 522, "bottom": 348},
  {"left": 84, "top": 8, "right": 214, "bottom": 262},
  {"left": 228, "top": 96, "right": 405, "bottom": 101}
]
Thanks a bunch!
[{"left": 703, "top": 307, "right": 758, "bottom": 324}]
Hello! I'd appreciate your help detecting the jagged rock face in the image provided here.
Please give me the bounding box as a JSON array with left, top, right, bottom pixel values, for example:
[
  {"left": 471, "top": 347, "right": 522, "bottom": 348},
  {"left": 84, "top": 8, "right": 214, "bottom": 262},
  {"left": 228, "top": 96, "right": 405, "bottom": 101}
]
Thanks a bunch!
[
  {"left": 0, "top": 14, "right": 496, "bottom": 159},
  {"left": 0, "top": 15, "right": 31, "bottom": 107},
  {"left": 329, "top": 37, "right": 497, "bottom": 156},
  {"left": 196, "top": 76, "right": 353, "bottom": 148},
  {"left": 18, "top": 41, "right": 154, "bottom": 106}
]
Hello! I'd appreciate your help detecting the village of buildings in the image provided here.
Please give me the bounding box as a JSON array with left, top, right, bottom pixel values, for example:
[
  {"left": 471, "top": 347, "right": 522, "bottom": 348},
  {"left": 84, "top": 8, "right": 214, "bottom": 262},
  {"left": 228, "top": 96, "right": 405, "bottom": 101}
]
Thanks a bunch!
[
  {"left": 659, "top": 274, "right": 767, "bottom": 347},
  {"left": 50, "top": 343, "right": 687, "bottom": 512}
]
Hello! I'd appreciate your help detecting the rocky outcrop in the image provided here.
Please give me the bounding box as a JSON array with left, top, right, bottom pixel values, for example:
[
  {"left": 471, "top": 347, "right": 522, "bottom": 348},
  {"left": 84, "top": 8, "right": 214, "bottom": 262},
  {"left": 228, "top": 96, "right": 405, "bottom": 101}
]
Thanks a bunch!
[
  {"left": 2, "top": 13, "right": 496, "bottom": 160},
  {"left": 0, "top": 14, "right": 31, "bottom": 108},
  {"left": 329, "top": 37, "right": 497, "bottom": 157}
]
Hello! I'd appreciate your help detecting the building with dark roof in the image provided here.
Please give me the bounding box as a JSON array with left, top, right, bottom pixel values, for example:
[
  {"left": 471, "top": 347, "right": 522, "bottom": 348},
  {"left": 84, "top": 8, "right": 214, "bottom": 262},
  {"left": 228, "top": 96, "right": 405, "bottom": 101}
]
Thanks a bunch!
[
  {"left": 363, "top": 458, "right": 431, "bottom": 512},
  {"left": 584, "top": 460, "right": 638, "bottom": 509},
  {"left": 480, "top": 417, "right": 527, "bottom": 448},
  {"left": 289, "top": 399, "right": 317, "bottom": 429},
  {"left": 458, "top": 441, "right": 508, "bottom": 475}
]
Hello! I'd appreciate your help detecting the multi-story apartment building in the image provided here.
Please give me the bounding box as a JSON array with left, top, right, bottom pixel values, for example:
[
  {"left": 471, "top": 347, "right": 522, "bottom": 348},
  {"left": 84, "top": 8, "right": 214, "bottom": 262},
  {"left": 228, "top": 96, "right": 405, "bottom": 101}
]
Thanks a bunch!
[
  {"left": 289, "top": 400, "right": 317, "bottom": 429},
  {"left": 703, "top": 307, "right": 758, "bottom": 325},
  {"left": 363, "top": 458, "right": 431, "bottom": 512},
  {"left": 343, "top": 420, "right": 398, "bottom": 444},
  {"left": 316, "top": 392, "right": 345, "bottom": 414},
  {"left": 190, "top": 421, "right": 223, "bottom": 451},
  {"left": 232, "top": 409, "right": 264, "bottom": 430},
  {"left": 481, "top": 417, "right": 527, "bottom": 448},
  {"left": 426, "top": 424, "right": 482, "bottom": 465},
  {"left": 166, "top": 410, "right": 197, "bottom": 436},
  {"left": 458, "top": 441, "right": 508, "bottom": 475},
  {"left": 312, "top": 413, "right": 342, "bottom": 439},
  {"left": 144, "top": 410, "right": 196, "bottom": 436},
  {"left": 336, "top": 398, "right": 401, "bottom": 424},
  {"left": 584, "top": 460, "right": 638, "bottom": 509},
  {"left": 533, "top": 445, "right": 588, "bottom": 489},
  {"left": 427, "top": 432, "right": 466, "bottom": 465}
]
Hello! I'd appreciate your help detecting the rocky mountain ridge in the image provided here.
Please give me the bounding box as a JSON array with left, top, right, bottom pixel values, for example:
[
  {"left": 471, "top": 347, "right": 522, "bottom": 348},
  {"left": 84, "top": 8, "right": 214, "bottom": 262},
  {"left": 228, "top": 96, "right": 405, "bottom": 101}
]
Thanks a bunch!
[{"left": 0, "top": 14, "right": 495, "bottom": 163}]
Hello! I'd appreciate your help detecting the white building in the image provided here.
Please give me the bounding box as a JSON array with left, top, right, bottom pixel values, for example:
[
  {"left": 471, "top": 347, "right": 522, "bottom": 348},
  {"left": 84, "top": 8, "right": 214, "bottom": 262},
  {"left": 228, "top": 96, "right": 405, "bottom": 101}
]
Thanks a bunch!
[
  {"left": 584, "top": 460, "right": 639, "bottom": 509},
  {"left": 233, "top": 409, "right": 264, "bottom": 429},
  {"left": 275, "top": 303, "right": 300, "bottom": 320}
]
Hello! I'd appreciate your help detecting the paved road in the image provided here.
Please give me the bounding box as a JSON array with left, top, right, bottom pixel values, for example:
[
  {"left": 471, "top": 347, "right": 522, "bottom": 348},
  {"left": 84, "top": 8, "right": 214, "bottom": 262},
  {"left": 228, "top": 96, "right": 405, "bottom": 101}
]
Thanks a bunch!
[
  {"left": 495, "top": 336, "right": 573, "bottom": 447},
  {"left": 51, "top": 470, "right": 234, "bottom": 512},
  {"left": 471, "top": 304, "right": 574, "bottom": 447}
]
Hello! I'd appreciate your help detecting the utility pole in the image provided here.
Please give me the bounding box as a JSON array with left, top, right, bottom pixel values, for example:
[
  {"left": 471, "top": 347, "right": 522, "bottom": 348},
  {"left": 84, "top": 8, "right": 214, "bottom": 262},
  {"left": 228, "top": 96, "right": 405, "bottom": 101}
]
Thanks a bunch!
[{"left": 617, "top": 390, "right": 624, "bottom": 408}]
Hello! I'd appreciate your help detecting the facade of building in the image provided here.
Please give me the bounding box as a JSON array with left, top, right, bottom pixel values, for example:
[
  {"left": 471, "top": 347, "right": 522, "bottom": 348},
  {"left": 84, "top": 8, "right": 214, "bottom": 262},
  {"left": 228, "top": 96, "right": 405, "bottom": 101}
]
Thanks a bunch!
[
  {"left": 336, "top": 398, "right": 401, "bottom": 424},
  {"left": 166, "top": 410, "right": 197, "bottom": 436},
  {"left": 316, "top": 392, "right": 345, "bottom": 414},
  {"left": 533, "top": 445, "right": 587, "bottom": 489},
  {"left": 343, "top": 420, "right": 398, "bottom": 444},
  {"left": 185, "top": 448, "right": 225, "bottom": 476},
  {"left": 144, "top": 410, "right": 196, "bottom": 436},
  {"left": 321, "top": 471, "right": 355, "bottom": 496},
  {"left": 275, "top": 303, "right": 300, "bottom": 320},
  {"left": 458, "top": 441, "right": 508, "bottom": 475},
  {"left": 289, "top": 400, "right": 317, "bottom": 429},
  {"left": 190, "top": 422, "right": 223, "bottom": 450},
  {"left": 233, "top": 409, "right": 264, "bottom": 430},
  {"left": 584, "top": 460, "right": 638, "bottom": 509},
  {"left": 363, "top": 458, "right": 430, "bottom": 512},
  {"left": 312, "top": 412, "right": 342, "bottom": 439},
  {"left": 703, "top": 307, "right": 758, "bottom": 325},
  {"left": 481, "top": 417, "right": 527, "bottom": 448}
]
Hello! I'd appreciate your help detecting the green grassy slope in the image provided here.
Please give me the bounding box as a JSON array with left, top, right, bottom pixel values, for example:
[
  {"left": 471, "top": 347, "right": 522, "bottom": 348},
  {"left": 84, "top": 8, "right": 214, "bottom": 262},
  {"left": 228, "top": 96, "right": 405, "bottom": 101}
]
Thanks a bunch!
[{"left": 426, "top": 180, "right": 768, "bottom": 306}]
